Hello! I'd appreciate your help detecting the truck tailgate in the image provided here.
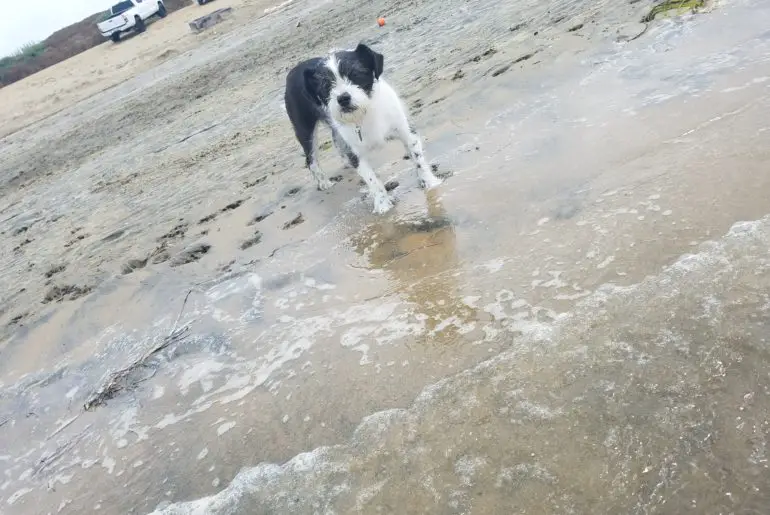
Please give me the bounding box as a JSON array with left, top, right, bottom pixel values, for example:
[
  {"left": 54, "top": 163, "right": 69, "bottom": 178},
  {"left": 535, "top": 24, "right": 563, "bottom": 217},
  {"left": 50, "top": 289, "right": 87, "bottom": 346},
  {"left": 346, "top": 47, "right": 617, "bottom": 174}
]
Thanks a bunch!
[{"left": 98, "top": 16, "right": 129, "bottom": 33}]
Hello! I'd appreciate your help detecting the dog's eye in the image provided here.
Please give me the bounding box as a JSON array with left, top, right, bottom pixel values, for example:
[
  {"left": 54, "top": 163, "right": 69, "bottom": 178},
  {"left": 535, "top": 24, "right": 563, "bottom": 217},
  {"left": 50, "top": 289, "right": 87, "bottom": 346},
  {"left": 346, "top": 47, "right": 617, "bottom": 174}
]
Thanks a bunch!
[{"left": 345, "top": 68, "right": 371, "bottom": 86}]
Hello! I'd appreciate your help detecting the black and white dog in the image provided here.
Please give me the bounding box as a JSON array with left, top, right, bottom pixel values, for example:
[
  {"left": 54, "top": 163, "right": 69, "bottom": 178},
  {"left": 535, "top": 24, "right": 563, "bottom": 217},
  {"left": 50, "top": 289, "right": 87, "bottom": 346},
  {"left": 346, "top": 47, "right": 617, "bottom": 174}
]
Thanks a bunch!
[{"left": 284, "top": 43, "right": 442, "bottom": 214}]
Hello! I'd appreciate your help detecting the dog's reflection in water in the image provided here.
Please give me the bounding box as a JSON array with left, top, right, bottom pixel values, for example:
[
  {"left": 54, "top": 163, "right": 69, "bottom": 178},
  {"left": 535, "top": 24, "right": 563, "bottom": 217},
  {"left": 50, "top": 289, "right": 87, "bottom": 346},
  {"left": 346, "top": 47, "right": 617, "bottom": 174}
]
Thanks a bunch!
[{"left": 351, "top": 191, "right": 477, "bottom": 341}]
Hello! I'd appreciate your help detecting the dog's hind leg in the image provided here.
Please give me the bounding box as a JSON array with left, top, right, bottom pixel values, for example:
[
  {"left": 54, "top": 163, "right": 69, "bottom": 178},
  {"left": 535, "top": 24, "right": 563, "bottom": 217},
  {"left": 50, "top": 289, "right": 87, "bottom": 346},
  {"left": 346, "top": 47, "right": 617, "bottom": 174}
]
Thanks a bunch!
[
  {"left": 296, "top": 122, "right": 333, "bottom": 191},
  {"left": 396, "top": 119, "right": 442, "bottom": 190}
]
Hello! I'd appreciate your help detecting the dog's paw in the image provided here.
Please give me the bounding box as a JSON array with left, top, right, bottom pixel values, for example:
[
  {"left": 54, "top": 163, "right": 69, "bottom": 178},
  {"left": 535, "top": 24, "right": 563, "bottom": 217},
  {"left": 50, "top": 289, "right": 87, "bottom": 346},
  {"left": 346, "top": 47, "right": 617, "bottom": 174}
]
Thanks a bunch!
[
  {"left": 384, "top": 179, "right": 400, "bottom": 192},
  {"left": 419, "top": 174, "right": 443, "bottom": 190},
  {"left": 430, "top": 163, "right": 454, "bottom": 180},
  {"left": 317, "top": 178, "right": 335, "bottom": 191},
  {"left": 372, "top": 194, "right": 395, "bottom": 214}
]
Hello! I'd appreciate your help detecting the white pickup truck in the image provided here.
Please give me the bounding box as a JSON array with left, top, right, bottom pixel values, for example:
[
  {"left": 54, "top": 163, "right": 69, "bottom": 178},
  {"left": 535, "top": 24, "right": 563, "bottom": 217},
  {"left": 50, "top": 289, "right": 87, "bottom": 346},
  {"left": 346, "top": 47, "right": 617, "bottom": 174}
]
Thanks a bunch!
[{"left": 97, "top": 0, "right": 167, "bottom": 42}]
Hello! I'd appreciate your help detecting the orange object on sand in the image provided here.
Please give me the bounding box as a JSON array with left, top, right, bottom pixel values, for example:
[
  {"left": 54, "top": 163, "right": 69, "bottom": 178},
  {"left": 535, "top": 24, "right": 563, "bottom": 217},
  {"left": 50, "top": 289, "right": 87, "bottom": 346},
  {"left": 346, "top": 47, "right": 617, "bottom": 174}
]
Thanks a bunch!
[{"left": 377, "top": 17, "right": 386, "bottom": 26}]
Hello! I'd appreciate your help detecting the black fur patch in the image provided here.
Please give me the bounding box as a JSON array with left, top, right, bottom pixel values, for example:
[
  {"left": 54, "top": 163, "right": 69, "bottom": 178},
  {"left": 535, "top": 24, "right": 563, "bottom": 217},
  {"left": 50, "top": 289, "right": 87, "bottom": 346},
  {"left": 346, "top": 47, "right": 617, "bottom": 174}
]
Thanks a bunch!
[
  {"left": 333, "top": 44, "right": 384, "bottom": 96},
  {"left": 303, "top": 65, "right": 335, "bottom": 105}
]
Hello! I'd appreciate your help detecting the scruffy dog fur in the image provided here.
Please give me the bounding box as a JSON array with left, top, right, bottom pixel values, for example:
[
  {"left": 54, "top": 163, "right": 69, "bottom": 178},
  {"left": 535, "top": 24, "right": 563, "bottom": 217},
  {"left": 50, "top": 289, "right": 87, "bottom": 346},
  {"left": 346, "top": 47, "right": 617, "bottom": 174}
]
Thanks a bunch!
[{"left": 284, "top": 43, "right": 442, "bottom": 214}]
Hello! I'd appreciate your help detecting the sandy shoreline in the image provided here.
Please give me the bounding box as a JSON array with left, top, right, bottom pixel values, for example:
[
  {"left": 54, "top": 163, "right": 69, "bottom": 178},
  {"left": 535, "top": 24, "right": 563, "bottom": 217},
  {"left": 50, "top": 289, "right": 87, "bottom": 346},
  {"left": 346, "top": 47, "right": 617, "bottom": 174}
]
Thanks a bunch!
[{"left": 2, "top": 0, "right": 770, "bottom": 512}]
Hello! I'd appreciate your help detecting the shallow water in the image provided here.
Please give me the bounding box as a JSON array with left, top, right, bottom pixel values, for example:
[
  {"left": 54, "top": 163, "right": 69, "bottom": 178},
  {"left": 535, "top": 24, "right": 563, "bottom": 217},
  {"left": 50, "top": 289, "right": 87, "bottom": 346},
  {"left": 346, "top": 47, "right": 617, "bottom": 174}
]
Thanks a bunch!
[
  {"left": 1, "top": 0, "right": 770, "bottom": 512},
  {"left": 156, "top": 214, "right": 770, "bottom": 514}
]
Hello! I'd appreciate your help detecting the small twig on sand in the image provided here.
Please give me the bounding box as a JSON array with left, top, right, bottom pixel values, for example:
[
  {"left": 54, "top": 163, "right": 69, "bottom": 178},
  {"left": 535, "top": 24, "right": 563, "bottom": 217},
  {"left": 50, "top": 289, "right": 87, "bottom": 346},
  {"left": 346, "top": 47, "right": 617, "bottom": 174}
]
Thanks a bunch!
[
  {"left": 268, "top": 242, "right": 293, "bottom": 258},
  {"left": 83, "top": 289, "right": 196, "bottom": 411},
  {"left": 34, "top": 424, "right": 92, "bottom": 477},
  {"left": 83, "top": 327, "right": 190, "bottom": 411},
  {"left": 169, "top": 288, "right": 193, "bottom": 337},
  {"left": 626, "top": 22, "right": 649, "bottom": 42},
  {"left": 47, "top": 414, "right": 80, "bottom": 440},
  {"left": 152, "top": 123, "right": 219, "bottom": 153},
  {"left": 381, "top": 243, "right": 442, "bottom": 268}
]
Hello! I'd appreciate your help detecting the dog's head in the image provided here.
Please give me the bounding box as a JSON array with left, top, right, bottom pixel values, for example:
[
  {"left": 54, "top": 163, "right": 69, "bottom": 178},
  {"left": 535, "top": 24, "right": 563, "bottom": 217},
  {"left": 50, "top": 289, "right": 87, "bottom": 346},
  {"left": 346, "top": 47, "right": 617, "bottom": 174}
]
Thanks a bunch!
[{"left": 304, "top": 43, "right": 384, "bottom": 125}]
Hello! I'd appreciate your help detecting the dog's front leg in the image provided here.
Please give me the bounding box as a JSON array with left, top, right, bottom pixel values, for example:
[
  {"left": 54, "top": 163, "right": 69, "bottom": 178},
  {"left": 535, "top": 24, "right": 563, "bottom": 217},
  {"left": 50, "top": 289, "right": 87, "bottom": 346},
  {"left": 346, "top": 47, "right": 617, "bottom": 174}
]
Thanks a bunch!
[
  {"left": 331, "top": 127, "right": 357, "bottom": 169},
  {"left": 351, "top": 154, "right": 393, "bottom": 214},
  {"left": 397, "top": 121, "right": 442, "bottom": 190},
  {"left": 309, "top": 156, "right": 334, "bottom": 191}
]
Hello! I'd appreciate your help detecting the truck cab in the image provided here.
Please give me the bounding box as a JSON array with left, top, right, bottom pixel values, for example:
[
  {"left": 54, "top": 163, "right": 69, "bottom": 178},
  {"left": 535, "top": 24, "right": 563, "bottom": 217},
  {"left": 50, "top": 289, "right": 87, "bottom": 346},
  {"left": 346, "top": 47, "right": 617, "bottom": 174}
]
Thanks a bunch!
[{"left": 96, "top": 0, "right": 167, "bottom": 42}]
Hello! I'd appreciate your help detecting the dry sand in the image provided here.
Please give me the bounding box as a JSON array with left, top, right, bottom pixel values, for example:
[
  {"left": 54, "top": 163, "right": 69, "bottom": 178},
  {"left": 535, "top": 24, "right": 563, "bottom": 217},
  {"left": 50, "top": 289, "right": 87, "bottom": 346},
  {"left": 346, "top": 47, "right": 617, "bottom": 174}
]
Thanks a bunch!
[{"left": 0, "top": 0, "right": 271, "bottom": 139}]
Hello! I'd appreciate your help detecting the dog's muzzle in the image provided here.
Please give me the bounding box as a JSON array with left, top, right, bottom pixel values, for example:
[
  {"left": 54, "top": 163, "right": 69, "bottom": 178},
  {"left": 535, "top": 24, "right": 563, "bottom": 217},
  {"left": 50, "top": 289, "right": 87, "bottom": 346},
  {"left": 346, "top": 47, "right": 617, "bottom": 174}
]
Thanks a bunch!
[{"left": 337, "top": 93, "right": 357, "bottom": 113}]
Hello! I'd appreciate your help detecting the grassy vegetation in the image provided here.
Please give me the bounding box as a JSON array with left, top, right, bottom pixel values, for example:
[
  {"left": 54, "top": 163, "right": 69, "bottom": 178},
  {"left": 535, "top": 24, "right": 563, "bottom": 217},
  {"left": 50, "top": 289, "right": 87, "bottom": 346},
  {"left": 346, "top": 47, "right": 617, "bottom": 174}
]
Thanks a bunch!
[
  {"left": 642, "top": 0, "right": 706, "bottom": 22},
  {"left": 0, "top": 42, "right": 48, "bottom": 70}
]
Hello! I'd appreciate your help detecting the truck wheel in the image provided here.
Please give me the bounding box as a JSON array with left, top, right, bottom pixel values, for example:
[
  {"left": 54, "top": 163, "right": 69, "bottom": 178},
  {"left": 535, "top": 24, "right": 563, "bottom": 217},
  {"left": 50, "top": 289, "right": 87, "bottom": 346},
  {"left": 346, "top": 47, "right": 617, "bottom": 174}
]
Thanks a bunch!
[
  {"left": 111, "top": 32, "right": 121, "bottom": 42},
  {"left": 156, "top": 2, "right": 167, "bottom": 17},
  {"left": 134, "top": 15, "right": 146, "bottom": 33}
]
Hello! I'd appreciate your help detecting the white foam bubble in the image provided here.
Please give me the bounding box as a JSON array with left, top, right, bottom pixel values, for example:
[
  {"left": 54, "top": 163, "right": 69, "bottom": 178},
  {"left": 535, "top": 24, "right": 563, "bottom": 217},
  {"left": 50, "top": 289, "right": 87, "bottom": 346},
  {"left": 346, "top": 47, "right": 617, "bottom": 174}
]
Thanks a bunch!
[
  {"left": 6, "top": 487, "right": 32, "bottom": 505},
  {"left": 478, "top": 258, "right": 507, "bottom": 273},
  {"left": 597, "top": 256, "right": 615, "bottom": 269},
  {"left": 153, "top": 385, "right": 165, "bottom": 399},
  {"left": 178, "top": 360, "right": 225, "bottom": 396},
  {"left": 454, "top": 456, "right": 487, "bottom": 486},
  {"left": 102, "top": 456, "right": 116, "bottom": 475},
  {"left": 216, "top": 422, "right": 235, "bottom": 436}
]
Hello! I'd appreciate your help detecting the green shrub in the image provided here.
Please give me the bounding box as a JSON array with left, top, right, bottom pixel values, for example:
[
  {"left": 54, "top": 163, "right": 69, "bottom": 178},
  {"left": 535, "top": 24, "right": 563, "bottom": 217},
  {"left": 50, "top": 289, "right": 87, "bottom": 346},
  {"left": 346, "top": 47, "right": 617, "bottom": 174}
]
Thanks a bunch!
[{"left": 0, "top": 42, "right": 48, "bottom": 70}]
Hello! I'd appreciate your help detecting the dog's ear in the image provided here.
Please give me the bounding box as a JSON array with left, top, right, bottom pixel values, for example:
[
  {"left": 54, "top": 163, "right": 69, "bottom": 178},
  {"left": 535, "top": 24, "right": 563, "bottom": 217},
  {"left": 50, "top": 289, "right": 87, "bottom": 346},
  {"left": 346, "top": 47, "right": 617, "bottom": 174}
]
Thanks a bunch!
[
  {"left": 355, "top": 43, "right": 384, "bottom": 80},
  {"left": 303, "top": 67, "right": 322, "bottom": 105}
]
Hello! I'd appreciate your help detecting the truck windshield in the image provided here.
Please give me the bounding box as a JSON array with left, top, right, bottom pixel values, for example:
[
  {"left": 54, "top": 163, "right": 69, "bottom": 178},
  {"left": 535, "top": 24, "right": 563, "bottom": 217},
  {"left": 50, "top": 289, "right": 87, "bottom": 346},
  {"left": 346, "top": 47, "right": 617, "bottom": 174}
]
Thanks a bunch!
[{"left": 110, "top": 1, "right": 134, "bottom": 15}]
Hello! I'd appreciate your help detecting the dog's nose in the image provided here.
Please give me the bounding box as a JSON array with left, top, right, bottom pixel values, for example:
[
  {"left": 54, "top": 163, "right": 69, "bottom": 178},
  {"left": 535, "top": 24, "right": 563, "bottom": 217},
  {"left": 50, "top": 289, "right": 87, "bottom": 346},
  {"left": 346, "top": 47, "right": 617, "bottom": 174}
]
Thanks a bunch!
[{"left": 337, "top": 93, "right": 352, "bottom": 107}]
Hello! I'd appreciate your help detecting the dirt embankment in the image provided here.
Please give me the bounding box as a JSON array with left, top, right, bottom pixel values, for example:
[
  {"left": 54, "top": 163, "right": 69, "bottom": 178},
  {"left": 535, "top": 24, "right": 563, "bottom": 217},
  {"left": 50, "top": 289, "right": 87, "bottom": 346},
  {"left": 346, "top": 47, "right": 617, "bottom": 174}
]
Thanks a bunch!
[{"left": 0, "top": 0, "right": 192, "bottom": 88}]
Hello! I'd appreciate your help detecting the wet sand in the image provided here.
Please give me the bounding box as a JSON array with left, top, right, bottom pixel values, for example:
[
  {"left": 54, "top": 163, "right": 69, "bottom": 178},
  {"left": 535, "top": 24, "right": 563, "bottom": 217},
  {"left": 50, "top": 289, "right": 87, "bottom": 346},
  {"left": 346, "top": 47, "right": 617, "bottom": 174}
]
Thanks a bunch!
[{"left": 1, "top": 0, "right": 770, "bottom": 512}]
